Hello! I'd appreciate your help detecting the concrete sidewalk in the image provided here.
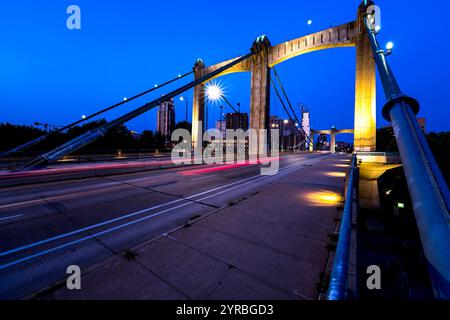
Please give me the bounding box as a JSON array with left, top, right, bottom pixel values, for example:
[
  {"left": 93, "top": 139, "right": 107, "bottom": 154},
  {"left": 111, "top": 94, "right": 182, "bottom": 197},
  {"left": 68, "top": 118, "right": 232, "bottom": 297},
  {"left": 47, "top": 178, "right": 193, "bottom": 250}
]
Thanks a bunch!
[{"left": 39, "top": 155, "right": 350, "bottom": 300}]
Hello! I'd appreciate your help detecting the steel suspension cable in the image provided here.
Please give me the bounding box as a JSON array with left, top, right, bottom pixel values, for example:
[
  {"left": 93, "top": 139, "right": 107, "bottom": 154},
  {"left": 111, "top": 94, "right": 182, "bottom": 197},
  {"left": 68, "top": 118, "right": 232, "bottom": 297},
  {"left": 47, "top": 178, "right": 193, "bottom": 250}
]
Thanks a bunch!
[
  {"left": 21, "top": 53, "right": 254, "bottom": 170},
  {"left": 270, "top": 77, "right": 309, "bottom": 149},
  {"left": 221, "top": 96, "right": 238, "bottom": 113},
  {"left": 272, "top": 67, "right": 303, "bottom": 125},
  {"left": 270, "top": 69, "right": 314, "bottom": 150}
]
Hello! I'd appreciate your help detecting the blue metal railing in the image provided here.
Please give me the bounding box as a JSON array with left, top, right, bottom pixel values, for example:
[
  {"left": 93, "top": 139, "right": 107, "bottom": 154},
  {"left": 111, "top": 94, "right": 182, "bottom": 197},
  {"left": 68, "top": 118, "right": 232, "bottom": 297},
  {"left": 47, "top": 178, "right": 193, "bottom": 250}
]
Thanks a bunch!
[{"left": 327, "top": 154, "right": 357, "bottom": 300}]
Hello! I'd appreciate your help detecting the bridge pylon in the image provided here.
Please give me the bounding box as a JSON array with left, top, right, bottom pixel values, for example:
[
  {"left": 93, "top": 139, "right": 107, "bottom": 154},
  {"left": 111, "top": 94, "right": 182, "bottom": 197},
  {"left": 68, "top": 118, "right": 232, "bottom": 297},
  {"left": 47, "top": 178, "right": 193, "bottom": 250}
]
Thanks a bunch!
[
  {"left": 250, "top": 36, "right": 272, "bottom": 154},
  {"left": 192, "top": 59, "right": 206, "bottom": 153},
  {"left": 354, "top": 0, "right": 377, "bottom": 151},
  {"left": 250, "top": 35, "right": 271, "bottom": 133}
]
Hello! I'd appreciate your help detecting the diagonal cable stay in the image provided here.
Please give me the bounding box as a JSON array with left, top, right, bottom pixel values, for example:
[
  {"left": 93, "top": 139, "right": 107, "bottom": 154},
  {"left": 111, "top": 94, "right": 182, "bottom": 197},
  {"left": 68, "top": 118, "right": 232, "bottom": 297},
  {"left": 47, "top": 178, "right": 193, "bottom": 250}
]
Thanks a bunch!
[
  {"left": 1, "top": 71, "right": 194, "bottom": 158},
  {"left": 21, "top": 53, "right": 255, "bottom": 170}
]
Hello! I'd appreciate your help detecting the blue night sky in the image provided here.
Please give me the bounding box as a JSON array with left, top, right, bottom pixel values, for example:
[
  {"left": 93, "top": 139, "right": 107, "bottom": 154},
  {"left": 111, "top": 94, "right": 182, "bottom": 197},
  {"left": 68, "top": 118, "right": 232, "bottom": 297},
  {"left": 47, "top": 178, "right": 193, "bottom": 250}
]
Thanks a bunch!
[{"left": 1, "top": 0, "right": 449, "bottom": 141}]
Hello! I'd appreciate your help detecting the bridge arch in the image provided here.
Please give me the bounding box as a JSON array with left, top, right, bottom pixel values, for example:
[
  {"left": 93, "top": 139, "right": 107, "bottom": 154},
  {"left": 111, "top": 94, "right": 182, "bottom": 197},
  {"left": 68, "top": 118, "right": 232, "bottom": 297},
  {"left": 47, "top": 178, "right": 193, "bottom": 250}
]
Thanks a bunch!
[{"left": 192, "top": 1, "right": 376, "bottom": 152}]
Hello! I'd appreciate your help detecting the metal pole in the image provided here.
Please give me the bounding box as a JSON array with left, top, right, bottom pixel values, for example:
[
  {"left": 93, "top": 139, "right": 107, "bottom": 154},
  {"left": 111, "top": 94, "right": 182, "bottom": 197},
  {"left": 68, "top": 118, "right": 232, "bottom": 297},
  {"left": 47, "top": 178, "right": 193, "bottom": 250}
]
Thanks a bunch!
[
  {"left": 220, "top": 105, "right": 224, "bottom": 135},
  {"left": 364, "top": 16, "right": 450, "bottom": 299},
  {"left": 222, "top": 96, "right": 238, "bottom": 113},
  {"left": 205, "top": 102, "right": 208, "bottom": 131}
]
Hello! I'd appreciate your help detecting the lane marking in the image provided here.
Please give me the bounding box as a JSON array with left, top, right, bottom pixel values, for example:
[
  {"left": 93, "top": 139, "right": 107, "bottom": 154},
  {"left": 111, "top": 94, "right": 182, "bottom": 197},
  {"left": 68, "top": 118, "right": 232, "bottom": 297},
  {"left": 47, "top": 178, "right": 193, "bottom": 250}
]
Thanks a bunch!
[
  {"left": 0, "top": 182, "right": 121, "bottom": 210},
  {"left": 0, "top": 165, "right": 193, "bottom": 210},
  {"left": 0, "top": 158, "right": 316, "bottom": 270},
  {"left": 191, "top": 175, "right": 217, "bottom": 181},
  {"left": 0, "top": 155, "right": 309, "bottom": 211},
  {"left": 0, "top": 171, "right": 182, "bottom": 211},
  {"left": 0, "top": 214, "right": 24, "bottom": 222},
  {"left": 0, "top": 160, "right": 261, "bottom": 211}
]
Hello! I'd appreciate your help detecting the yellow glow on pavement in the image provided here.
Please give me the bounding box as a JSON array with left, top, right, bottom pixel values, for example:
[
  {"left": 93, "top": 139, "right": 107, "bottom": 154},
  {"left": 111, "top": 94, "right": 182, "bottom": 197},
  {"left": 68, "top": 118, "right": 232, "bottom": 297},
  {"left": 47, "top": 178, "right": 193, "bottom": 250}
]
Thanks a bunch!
[
  {"left": 333, "top": 164, "right": 349, "bottom": 168},
  {"left": 325, "top": 172, "right": 346, "bottom": 178},
  {"left": 303, "top": 191, "right": 342, "bottom": 207}
]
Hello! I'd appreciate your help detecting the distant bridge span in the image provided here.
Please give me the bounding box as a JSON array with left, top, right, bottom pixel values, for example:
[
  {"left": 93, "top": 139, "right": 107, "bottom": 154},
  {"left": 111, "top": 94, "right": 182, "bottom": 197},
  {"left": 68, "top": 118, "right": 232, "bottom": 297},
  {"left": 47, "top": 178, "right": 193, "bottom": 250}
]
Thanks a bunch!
[{"left": 310, "top": 128, "right": 355, "bottom": 153}]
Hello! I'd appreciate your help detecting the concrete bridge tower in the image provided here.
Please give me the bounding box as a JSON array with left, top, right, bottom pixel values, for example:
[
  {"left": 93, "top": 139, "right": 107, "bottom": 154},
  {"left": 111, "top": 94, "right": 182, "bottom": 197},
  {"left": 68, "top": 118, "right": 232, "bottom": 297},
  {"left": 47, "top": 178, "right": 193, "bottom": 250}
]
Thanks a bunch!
[{"left": 354, "top": 1, "right": 377, "bottom": 151}]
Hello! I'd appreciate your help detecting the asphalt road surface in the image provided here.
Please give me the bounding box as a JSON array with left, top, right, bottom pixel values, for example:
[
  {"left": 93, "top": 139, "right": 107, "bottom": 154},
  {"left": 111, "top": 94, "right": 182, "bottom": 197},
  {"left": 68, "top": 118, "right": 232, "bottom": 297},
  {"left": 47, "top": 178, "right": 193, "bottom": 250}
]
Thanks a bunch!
[{"left": 0, "top": 152, "right": 328, "bottom": 299}]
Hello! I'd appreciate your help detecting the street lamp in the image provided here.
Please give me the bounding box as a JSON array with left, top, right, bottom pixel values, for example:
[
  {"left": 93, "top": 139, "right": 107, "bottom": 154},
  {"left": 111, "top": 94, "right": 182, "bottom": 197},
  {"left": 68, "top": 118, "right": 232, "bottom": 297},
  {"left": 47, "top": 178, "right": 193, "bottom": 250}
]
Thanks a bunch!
[
  {"left": 385, "top": 41, "right": 394, "bottom": 56},
  {"left": 205, "top": 83, "right": 223, "bottom": 103},
  {"left": 179, "top": 96, "right": 188, "bottom": 122},
  {"left": 306, "top": 19, "right": 313, "bottom": 35}
]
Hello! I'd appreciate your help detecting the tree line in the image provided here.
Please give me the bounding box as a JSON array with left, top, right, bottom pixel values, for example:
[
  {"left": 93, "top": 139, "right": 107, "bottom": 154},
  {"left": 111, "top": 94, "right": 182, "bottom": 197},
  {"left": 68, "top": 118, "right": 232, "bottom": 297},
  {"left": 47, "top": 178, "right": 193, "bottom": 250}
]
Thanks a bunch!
[
  {"left": 0, "top": 120, "right": 191, "bottom": 154},
  {"left": 377, "top": 128, "right": 449, "bottom": 185}
]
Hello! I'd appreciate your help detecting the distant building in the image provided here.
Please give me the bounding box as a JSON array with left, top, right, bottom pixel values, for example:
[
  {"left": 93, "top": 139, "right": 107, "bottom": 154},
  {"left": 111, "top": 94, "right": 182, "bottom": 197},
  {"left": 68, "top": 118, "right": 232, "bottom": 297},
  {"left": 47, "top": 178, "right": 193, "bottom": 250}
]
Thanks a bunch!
[
  {"left": 270, "top": 116, "right": 300, "bottom": 149},
  {"left": 270, "top": 116, "right": 281, "bottom": 130},
  {"left": 130, "top": 131, "right": 141, "bottom": 140},
  {"left": 381, "top": 117, "right": 426, "bottom": 133},
  {"left": 336, "top": 141, "right": 353, "bottom": 153},
  {"left": 417, "top": 118, "right": 426, "bottom": 133},
  {"left": 317, "top": 134, "right": 329, "bottom": 150},
  {"left": 225, "top": 113, "right": 249, "bottom": 131},
  {"left": 216, "top": 120, "right": 226, "bottom": 139},
  {"left": 157, "top": 99, "right": 175, "bottom": 137},
  {"left": 377, "top": 117, "right": 426, "bottom": 151}
]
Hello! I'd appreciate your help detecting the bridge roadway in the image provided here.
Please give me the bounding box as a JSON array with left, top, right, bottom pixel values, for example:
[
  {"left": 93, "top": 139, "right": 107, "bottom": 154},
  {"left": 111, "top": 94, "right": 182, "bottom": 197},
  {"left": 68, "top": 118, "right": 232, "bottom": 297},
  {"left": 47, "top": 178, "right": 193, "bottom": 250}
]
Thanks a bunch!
[{"left": 0, "top": 152, "right": 351, "bottom": 299}]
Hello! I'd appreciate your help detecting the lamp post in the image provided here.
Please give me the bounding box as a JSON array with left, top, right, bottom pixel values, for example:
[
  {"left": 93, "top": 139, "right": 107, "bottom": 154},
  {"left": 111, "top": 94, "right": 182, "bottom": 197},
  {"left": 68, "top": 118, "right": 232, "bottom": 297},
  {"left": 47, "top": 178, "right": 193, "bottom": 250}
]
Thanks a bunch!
[
  {"left": 307, "top": 19, "right": 313, "bottom": 35},
  {"left": 179, "top": 96, "right": 188, "bottom": 122},
  {"left": 205, "top": 102, "right": 208, "bottom": 131}
]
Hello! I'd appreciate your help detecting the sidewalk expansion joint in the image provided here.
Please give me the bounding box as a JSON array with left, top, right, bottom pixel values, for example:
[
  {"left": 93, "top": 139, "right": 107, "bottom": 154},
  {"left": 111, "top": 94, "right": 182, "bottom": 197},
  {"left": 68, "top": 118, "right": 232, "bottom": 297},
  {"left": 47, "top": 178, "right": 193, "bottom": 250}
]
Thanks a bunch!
[{"left": 166, "top": 234, "right": 309, "bottom": 300}]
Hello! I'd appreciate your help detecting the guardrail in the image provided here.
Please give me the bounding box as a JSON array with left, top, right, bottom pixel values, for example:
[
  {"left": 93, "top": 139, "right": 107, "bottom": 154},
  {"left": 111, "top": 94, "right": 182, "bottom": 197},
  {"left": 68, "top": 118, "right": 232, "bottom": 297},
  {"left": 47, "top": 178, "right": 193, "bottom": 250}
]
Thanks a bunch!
[
  {"left": 327, "top": 154, "right": 358, "bottom": 300},
  {"left": 356, "top": 152, "right": 401, "bottom": 164},
  {"left": 0, "top": 149, "right": 172, "bottom": 170}
]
